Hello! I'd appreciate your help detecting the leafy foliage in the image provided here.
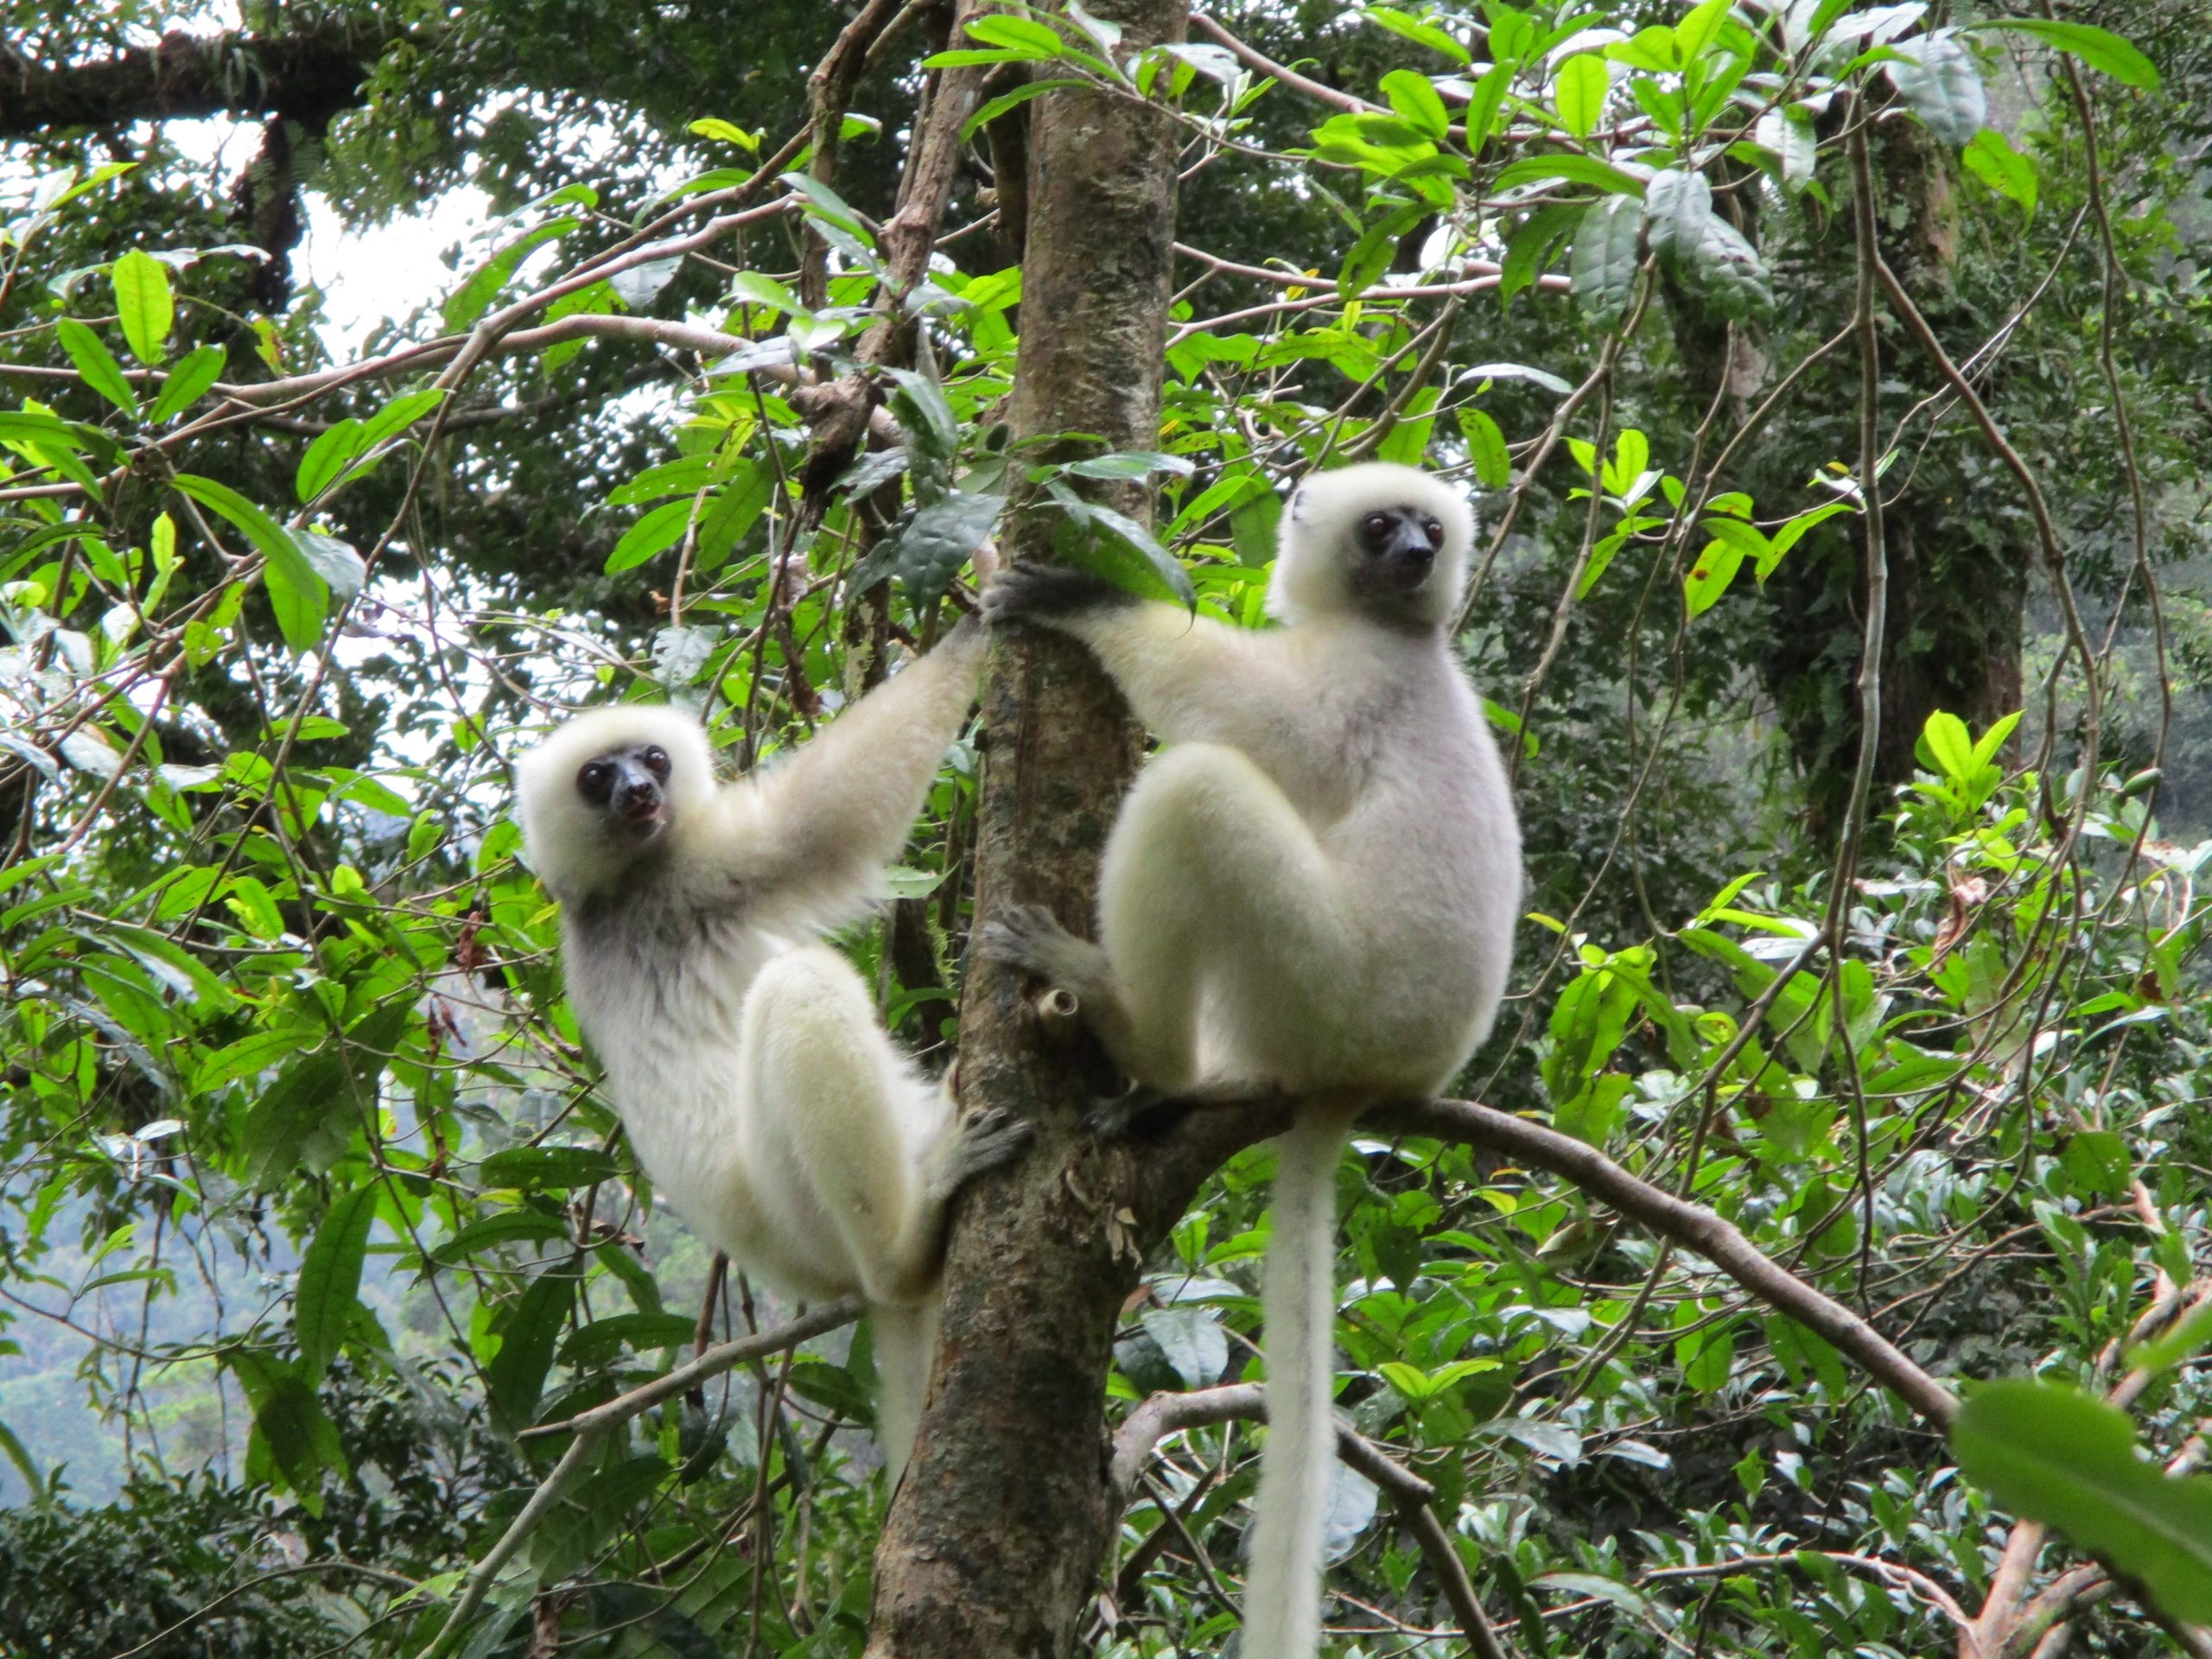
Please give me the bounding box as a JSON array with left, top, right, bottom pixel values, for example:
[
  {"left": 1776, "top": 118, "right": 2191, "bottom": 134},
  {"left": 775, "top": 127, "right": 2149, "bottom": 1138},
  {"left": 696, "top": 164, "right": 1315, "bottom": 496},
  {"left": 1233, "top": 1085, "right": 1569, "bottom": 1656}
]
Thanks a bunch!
[{"left": 2, "top": 0, "right": 2210, "bottom": 1655}]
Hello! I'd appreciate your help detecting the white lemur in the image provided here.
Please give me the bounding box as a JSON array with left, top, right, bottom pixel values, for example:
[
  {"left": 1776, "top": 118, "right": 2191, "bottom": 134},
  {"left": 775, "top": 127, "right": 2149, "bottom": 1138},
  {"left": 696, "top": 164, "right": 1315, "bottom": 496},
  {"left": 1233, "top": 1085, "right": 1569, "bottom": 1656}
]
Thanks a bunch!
[
  {"left": 515, "top": 619, "right": 1027, "bottom": 1475},
  {"left": 979, "top": 462, "right": 1520, "bottom": 1659}
]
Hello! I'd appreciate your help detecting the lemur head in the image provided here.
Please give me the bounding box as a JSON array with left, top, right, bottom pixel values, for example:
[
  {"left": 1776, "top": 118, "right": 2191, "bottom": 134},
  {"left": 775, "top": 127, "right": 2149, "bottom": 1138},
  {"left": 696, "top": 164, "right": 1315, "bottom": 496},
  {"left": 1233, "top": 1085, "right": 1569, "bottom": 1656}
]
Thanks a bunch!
[
  {"left": 1266, "top": 461, "right": 1474, "bottom": 632},
  {"left": 516, "top": 704, "right": 718, "bottom": 899}
]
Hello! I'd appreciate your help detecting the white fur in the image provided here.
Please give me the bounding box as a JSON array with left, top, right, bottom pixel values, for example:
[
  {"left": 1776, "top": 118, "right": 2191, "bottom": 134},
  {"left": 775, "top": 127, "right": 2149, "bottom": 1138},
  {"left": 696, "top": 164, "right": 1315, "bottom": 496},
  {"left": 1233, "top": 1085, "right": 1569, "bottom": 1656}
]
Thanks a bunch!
[
  {"left": 514, "top": 626, "right": 1000, "bottom": 1474},
  {"left": 988, "top": 463, "right": 1519, "bottom": 1659}
]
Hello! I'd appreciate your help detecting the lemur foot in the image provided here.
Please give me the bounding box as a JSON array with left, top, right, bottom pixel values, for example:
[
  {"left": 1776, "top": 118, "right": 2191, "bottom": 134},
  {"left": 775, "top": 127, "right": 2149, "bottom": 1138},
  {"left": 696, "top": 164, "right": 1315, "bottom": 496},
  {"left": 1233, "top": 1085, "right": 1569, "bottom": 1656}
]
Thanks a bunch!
[
  {"left": 975, "top": 904, "right": 1104, "bottom": 988},
  {"left": 1084, "top": 1085, "right": 1175, "bottom": 1141},
  {"left": 931, "top": 1106, "right": 1033, "bottom": 1198}
]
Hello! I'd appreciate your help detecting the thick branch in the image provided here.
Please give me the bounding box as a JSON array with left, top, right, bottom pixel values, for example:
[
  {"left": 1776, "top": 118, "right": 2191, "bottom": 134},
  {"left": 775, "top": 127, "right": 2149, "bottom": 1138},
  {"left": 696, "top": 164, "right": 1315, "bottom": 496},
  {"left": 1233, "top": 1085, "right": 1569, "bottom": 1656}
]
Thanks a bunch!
[
  {"left": 3, "top": 25, "right": 408, "bottom": 136},
  {"left": 1131, "top": 1092, "right": 1958, "bottom": 1429},
  {"left": 1381, "top": 1098, "right": 1959, "bottom": 1427}
]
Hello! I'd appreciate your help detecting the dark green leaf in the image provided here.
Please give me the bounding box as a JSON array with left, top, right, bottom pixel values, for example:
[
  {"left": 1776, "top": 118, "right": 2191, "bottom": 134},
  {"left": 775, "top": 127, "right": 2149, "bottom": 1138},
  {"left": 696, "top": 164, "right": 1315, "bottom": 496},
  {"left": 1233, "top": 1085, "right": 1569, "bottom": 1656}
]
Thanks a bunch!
[
  {"left": 171, "top": 473, "right": 327, "bottom": 652},
  {"left": 1569, "top": 196, "right": 1642, "bottom": 326},
  {"left": 296, "top": 1185, "right": 378, "bottom": 1381},
  {"left": 55, "top": 319, "right": 137, "bottom": 417},
  {"left": 296, "top": 419, "right": 365, "bottom": 503},
  {"left": 480, "top": 1144, "right": 622, "bottom": 1190},
  {"left": 1955, "top": 1381, "right": 2212, "bottom": 1623},
  {"left": 148, "top": 343, "right": 226, "bottom": 423},
  {"left": 487, "top": 1262, "right": 581, "bottom": 1431},
  {"left": 559, "top": 1311, "right": 702, "bottom": 1368},
  {"left": 1141, "top": 1307, "right": 1229, "bottom": 1389},
  {"left": 1971, "top": 19, "right": 2159, "bottom": 90}
]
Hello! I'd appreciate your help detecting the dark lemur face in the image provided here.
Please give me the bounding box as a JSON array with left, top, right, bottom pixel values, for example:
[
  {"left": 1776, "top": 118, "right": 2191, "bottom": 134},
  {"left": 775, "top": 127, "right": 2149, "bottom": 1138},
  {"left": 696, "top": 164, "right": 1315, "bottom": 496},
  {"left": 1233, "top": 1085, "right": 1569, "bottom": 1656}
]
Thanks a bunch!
[
  {"left": 1351, "top": 505, "right": 1446, "bottom": 606},
  {"left": 577, "top": 742, "right": 674, "bottom": 844}
]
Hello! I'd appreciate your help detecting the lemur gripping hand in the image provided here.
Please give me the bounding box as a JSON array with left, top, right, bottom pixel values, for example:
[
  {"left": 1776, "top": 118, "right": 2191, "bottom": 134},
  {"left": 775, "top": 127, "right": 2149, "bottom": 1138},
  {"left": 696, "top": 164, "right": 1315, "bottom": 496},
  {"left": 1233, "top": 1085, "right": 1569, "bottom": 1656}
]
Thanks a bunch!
[{"left": 980, "top": 563, "right": 1134, "bottom": 631}]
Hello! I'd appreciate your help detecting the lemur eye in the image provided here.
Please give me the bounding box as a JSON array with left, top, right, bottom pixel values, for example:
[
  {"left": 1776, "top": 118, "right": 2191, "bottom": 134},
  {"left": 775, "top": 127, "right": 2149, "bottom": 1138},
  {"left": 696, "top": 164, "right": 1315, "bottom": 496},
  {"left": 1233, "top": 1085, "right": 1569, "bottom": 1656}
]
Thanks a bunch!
[
  {"left": 577, "top": 760, "right": 615, "bottom": 804},
  {"left": 1362, "top": 512, "right": 1391, "bottom": 539},
  {"left": 1423, "top": 517, "right": 1443, "bottom": 543},
  {"left": 641, "top": 746, "right": 671, "bottom": 780}
]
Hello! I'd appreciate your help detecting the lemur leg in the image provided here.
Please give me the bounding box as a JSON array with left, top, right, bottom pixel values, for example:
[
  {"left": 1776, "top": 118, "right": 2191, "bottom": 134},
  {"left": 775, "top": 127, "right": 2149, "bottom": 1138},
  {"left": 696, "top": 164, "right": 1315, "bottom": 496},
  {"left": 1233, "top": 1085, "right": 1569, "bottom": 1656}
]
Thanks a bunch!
[
  {"left": 739, "top": 945, "right": 1027, "bottom": 1306},
  {"left": 982, "top": 743, "right": 1348, "bottom": 1098}
]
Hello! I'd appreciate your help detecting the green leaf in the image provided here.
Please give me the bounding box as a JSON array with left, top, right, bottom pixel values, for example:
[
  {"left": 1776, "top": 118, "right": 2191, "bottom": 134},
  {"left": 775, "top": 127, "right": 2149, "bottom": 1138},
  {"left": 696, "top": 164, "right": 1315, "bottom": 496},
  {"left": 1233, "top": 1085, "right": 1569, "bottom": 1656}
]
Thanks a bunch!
[
  {"left": 1553, "top": 54, "right": 1609, "bottom": 139},
  {"left": 852, "top": 491, "right": 1005, "bottom": 606},
  {"left": 236, "top": 1005, "right": 410, "bottom": 1188},
  {"left": 1955, "top": 1381, "right": 2212, "bottom": 1624},
  {"left": 0, "top": 1420, "right": 48, "bottom": 1505},
  {"left": 240, "top": 1360, "right": 348, "bottom": 1514},
  {"left": 962, "top": 77, "right": 1085, "bottom": 139},
  {"left": 1961, "top": 128, "right": 2037, "bottom": 218},
  {"left": 1760, "top": 500, "right": 1853, "bottom": 575},
  {"left": 296, "top": 1186, "right": 378, "bottom": 1382},
  {"left": 488, "top": 1262, "right": 581, "bottom": 1431},
  {"left": 1076, "top": 496, "right": 1198, "bottom": 608},
  {"left": 429, "top": 1210, "right": 571, "bottom": 1266},
  {"left": 687, "top": 117, "right": 760, "bottom": 149},
  {"left": 605, "top": 499, "right": 696, "bottom": 574},
  {"left": 1971, "top": 19, "right": 2159, "bottom": 91},
  {"left": 1683, "top": 537, "right": 1748, "bottom": 618},
  {"left": 1681, "top": 212, "right": 1771, "bottom": 319},
  {"left": 964, "top": 12, "right": 1070, "bottom": 59},
  {"left": 1462, "top": 60, "right": 1513, "bottom": 153},
  {"left": 1643, "top": 168, "right": 1712, "bottom": 265},
  {"left": 1675, "top": 0, "right": 1733, "bottom": 61},
  {"left": 480, "top": 1144, "right": 622, "bottom": 1191},
  {"left": 1495, "top": 155, "right": 1648, "bottom": 199},
  {"left": 1380, "top": 69, "right": 1450, "bottom": 140},
  {"left": 1753, "top": 105, "right": 1820, "bottom": 192},
  {"left": 358, "top": 387, "right": 448, "bottom": 449},
  {"left": 1675, "top": 1321, "right": 1736, "bottom": 1392},
  {"left": 1917, "top": 709, "right": 1974, "bottom": 779},
  {"left": 1374, "top": 385, "right": 1440, "bottom": 467},
  {"left": 2062, "top": 1129, "right": 2131, "bottom": 1199},
  {"left": 1888, "top": 33, "right": 1986, "bottom": 149},
  {"left": 55, "top": 319, "right": 137, "bottom": 417},
  {"left": 559, "top": 1311, "right": 702, "bottom": 1369},
  {"left": 2128, "top": 1300, "right": 2212, "bottom": 1379},
  {"left": 148, "top": 344, "right": 226, "bottom": 423},
  {"left": 1569, "top": 196, "right": 1642, "bottom": 327},
  {"left": 1360, "top": 7, "right": 1470, "bottom": 64},
  {"left": 1140, "top": 1307, "right": 1228, "bottom": 1389},
  {"left": 443, "top": 219, "right": 580, "bottom": 332},
  {"left": 171, "top": 473, "right": 328, "bottom": 653},
  {"left": 111, "top": 250, "right": 173, "bottom": 365},
  {"left": 1460, "top": 408, "right": 1511, "bottom": 490},
  {"left": 296, "top": 418, "right": 366, "bottom": 504}
]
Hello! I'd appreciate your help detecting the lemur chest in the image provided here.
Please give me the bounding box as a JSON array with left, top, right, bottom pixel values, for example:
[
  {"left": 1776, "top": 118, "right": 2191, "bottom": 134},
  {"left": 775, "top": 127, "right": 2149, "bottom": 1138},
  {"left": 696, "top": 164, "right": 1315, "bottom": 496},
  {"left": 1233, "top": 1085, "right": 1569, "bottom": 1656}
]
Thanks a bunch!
[{"left": 566, "top": 887, "right": 771, "bottom": 1048}]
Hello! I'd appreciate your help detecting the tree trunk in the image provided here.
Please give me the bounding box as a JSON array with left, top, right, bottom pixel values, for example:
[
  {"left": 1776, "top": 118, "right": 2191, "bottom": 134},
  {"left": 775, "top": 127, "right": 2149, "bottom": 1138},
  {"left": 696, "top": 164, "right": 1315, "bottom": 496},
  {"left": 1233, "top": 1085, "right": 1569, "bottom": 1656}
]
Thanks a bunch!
[{"left": 863, "top": 4, "right": 1186, "bottom": 1656}]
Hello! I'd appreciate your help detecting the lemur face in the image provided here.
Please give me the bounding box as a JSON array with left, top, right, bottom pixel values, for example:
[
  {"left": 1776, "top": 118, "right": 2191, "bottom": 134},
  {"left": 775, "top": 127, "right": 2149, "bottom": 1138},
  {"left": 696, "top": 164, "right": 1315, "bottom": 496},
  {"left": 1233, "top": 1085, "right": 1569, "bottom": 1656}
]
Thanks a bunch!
[
  {"left": 1352, "top": 504, "right": 1446, "bottom": 598},
  {"left": 577, "top": 743, "right": 674, "bottom": 843}
]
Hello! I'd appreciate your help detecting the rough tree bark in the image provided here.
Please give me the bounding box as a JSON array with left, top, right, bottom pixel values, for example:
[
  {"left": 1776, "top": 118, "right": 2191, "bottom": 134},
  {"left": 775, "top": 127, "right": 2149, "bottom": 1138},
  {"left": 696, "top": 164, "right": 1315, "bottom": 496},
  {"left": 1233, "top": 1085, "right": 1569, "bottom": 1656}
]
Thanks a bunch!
[{"left": 863, "top": 3, "right": 1187, "bottom": 1655}]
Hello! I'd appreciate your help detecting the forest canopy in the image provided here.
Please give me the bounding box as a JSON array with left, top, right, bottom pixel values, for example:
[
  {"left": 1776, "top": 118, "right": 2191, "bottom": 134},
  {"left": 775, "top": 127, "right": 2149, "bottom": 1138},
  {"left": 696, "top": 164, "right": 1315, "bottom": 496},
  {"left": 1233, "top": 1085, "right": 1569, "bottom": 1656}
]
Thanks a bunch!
[{"left": 2, "top": 1, "right": 2210, "bottom": 1656}]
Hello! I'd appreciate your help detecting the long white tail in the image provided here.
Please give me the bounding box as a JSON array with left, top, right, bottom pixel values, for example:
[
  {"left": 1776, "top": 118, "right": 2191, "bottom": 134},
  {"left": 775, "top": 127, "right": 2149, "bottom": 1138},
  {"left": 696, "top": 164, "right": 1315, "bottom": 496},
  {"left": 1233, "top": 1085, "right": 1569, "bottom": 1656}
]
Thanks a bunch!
[
  {"left": 871, "top": 1297, "right": 941, "bottom": 1481},
  {"left": 1241, "top": 1108, "right": 1355, "bottom": 1659}
]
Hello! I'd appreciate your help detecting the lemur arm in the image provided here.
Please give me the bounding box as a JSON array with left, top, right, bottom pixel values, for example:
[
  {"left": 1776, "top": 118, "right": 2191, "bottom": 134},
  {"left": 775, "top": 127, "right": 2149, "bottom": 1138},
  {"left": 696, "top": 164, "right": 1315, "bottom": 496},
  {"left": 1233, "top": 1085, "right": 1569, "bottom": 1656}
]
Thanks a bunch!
[
  {"left": 715, "top": 620, "right": 984, "bottom": 925},
  {"left": 982, "top": 564, "right": 1299, "bottom": 747}
]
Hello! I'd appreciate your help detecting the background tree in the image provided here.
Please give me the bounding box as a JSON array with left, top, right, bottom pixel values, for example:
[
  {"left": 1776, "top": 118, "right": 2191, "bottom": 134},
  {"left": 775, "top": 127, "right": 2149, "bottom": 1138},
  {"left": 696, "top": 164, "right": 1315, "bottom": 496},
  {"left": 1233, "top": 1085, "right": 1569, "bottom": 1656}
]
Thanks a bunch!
[{"left": 3, "top": 2, "right": 2212, "bottom": 1657}]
